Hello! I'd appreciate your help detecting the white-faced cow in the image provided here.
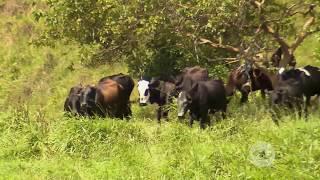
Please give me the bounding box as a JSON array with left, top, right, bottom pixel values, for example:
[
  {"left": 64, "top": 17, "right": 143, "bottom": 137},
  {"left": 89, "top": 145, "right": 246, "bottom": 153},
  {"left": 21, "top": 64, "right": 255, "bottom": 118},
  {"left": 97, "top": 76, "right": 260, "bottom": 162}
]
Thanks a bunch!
[
  {"left": 137, "top": 77, "right": 176, "bottom": 122},
  {"left": 137, "top": 66, "right": 209, "bottom": 123}
]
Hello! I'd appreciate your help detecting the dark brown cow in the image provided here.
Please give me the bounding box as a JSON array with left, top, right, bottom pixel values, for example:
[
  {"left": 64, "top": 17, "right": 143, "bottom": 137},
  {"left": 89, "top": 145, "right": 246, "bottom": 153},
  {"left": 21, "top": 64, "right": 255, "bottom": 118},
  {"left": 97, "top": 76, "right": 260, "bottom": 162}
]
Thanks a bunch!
[
  {"left": 271, "top": 47, "right": 297, "bottom": 67},
  {"left": 149, "top": 78, "right": 176, "bottom": 122},
  {"left": 175, "top": 66, "right": 209, "bottom": 91},
  {"left": 225, "top": 65, "right": 273, "bottom": 103}
]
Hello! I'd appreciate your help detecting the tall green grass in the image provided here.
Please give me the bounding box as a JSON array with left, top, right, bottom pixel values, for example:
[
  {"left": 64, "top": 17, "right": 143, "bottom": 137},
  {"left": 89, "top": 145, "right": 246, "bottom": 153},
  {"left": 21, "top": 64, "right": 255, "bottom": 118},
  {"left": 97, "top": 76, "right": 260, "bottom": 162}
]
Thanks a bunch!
[
  {"left": 0, "top": 105, "right": 319, "bottom": 179},
  {"left": 0, "top": 0, "right": 320, "bottom": 179}
]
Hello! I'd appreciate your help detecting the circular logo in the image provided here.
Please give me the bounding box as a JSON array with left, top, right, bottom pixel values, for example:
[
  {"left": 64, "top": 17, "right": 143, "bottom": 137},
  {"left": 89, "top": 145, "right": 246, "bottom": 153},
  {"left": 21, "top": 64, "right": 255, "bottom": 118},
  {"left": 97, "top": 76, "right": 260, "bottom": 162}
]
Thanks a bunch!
[{"left": 249, "top": 141, "right": 275, "bottom": 167}]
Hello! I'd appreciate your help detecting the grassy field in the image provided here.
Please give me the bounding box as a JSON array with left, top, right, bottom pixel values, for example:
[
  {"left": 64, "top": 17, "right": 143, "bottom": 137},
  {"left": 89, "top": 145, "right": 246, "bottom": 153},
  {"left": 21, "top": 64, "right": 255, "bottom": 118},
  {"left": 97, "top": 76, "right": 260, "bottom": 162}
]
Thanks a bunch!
[{"left": 0, "top": 0, "right": 320, "bottom": 179}]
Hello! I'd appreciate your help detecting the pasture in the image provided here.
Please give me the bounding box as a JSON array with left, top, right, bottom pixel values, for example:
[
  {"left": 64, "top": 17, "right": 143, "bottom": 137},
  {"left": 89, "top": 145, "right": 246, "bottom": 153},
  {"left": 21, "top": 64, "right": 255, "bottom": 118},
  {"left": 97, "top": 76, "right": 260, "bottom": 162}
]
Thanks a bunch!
[{"left": 0, "top": 0, "right": 320, "bottom": 179}]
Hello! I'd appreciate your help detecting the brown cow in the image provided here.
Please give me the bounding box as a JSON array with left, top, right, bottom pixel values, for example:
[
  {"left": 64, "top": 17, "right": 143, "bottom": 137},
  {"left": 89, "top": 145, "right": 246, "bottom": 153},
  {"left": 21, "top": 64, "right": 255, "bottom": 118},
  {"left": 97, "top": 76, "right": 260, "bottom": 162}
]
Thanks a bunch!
[
  {"left": 80, "top": 74, "right": 134, "bottom": 119},
  {"left": 225, "top": 65, "right": 273, "bottom": 103},
  {"left": 94, "top": 79, "right": 124, "bottom": 118},
  {"left": 271, "top": 47, "right": 297, "bottom": 68},
  {"left": 80, "top": 79, "right": 125, "bottom": 118}
]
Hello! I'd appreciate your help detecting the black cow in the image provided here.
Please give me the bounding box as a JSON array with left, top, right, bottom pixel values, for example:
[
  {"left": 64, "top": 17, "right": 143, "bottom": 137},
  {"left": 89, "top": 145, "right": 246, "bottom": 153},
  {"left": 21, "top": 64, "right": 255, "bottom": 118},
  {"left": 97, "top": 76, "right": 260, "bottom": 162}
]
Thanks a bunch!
[
  {"left": 64, "top": 84, "right": 84, "bottom": 116},
  {"left": 271, "top": 65, "right": 320, "bottom": 124},
  {"left": 149, "top": 77, "right": 176, "bottom": 122},
  {"left": 177, "top": 78, "right": 228, "bottom": 129},
  {"left": 270, "top": 79, "right": 304, "bottom": 125}
]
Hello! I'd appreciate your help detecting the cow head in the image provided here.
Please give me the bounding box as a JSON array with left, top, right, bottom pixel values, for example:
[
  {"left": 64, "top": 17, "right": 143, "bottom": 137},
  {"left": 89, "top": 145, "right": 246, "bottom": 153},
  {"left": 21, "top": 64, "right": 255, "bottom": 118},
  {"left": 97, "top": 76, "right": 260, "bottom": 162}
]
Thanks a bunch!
[
  {"left": 177, "top": 91, "right": 191, "bottom": 118},
  {"left": 64, "top": 84, "right": 84, "bottom": 115},
  {"left": 271, "top": 89, "right": 286, "bottom": 105},
  {"left": 177, "top": 83, "right": 198, "bottom": 118},
  {"left": 271, "top": 78, "right": 302, "bottom": 106},
  {"left": 137, "top": 80, "right": 150, "bottom": 106},
  {"left": 79, "top": 85, "right": 97, "bottom": 111}
]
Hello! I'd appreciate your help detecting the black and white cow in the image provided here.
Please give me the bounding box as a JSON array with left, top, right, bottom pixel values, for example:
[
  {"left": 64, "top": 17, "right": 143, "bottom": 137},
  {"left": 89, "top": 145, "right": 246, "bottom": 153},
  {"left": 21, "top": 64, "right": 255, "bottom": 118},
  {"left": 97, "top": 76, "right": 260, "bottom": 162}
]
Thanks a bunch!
[
  {"left": 137, "top": 77, "right": 176, "bottom": 122},
  {"left": 271, "top": 65, "right": 320, "bottom": 124}
]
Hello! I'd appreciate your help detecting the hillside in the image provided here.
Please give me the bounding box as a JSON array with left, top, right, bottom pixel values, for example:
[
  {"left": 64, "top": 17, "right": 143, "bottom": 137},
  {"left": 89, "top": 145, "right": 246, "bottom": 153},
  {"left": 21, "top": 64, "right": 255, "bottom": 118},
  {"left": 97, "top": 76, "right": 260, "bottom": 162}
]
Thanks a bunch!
[{"left": 0, "top": 0, "right": 320, "bottom": 179}]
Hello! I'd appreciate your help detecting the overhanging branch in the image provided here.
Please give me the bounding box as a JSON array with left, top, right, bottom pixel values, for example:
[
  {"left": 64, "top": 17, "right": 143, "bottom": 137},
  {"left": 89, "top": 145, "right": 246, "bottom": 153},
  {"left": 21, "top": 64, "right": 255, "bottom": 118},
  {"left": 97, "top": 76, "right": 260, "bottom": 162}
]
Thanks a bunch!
[{"left": 198, "top": 38, "right": 240, "bottom": 53}]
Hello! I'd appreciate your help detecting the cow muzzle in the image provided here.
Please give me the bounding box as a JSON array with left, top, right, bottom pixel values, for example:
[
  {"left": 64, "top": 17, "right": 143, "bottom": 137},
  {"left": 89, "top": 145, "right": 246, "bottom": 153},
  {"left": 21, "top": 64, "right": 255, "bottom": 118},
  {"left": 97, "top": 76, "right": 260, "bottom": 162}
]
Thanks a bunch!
[
  {"left": 178, "top": 111, "right": 186, "bottom": 118},
  {"left": 139, "top": 102, "right": 147, "bottom": 106}
]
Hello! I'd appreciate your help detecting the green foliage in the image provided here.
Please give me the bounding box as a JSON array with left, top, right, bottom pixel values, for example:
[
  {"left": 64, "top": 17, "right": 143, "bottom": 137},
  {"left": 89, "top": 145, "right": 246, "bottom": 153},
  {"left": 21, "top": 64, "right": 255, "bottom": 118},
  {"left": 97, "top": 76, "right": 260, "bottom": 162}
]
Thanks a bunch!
[
  {"left": 40, "top": 0, "right": 320, "bottom": 77},
  {"left": 37, "top": 0, "right": 249, "bottom": 76}
]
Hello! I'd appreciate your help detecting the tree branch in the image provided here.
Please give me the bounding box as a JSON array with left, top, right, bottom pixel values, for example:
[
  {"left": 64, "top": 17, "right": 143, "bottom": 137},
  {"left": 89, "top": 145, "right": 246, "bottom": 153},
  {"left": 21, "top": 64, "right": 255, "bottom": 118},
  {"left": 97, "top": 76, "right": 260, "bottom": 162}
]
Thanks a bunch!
[
  {"left": 291, "top": 4, "right": 318, "bottom": 51},
  {"left": 198, "top": 37, "right": 240, "bottom": 53},
  {"left": 261, "top": 23, "right": 290, "bottom": 49}
]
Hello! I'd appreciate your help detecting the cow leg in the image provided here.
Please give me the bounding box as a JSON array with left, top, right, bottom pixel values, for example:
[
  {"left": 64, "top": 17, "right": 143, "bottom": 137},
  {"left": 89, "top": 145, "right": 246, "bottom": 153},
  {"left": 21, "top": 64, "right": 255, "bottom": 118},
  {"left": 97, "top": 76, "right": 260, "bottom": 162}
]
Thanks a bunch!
[
  {"left": 199, "top": 109, "right": 209, "bottom": 129},
  {"left": 261, "top": 89, "right": 266, "bottom": 99},
  {"left": 304, "top": 96, "right": 310, "bottom": 120},
  {"left": 122, "top": 103, "right": 132, "bottom": 119},
  {"left": 221, "top": 106, "right": 227, "bottom": 120},
  {"left": 189, "top": 112, "right": 197, "bottom": 127},
  {"left": 157, "top": 106, "right": 162, "bottom": 123},
  {"left": 240, "top": 91, "right": 249, "bottom": 104},
  {"left": 270, "top": 106, "right": 280, "bottom": 126},
  {"left": 163, "top": 110, "right": 169, "bottom": 121},
  {"left": 296, "top": 103, "right": 303, "bottom": 120},
  {"left": 126, "top": 105, "right": 132, "bottom": 118}
]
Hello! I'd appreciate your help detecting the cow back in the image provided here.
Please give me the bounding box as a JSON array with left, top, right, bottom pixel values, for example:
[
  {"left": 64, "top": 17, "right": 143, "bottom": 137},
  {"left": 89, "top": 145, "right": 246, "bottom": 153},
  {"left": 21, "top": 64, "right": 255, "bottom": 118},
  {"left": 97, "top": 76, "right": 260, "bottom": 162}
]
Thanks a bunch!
[
  {"left": 96, "top": 79, "right": 123, "bottom": 105},
  {"left": 176, "top": 66, "right": 209, "bottom": 91},
  {"left": 99, "top": 73, "right": 134, "bottom": 100}
]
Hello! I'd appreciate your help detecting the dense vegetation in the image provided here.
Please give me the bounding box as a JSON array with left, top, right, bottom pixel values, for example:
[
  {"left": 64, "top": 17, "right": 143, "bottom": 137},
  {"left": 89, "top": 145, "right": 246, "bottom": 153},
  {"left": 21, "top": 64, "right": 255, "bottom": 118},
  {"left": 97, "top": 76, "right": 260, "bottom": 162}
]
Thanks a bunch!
[
  {"left": 0, "top": 0, "right": 320, "bottom": 178},
  {"left": 39, "top": 0, "right": 320, "bottom": 76}
]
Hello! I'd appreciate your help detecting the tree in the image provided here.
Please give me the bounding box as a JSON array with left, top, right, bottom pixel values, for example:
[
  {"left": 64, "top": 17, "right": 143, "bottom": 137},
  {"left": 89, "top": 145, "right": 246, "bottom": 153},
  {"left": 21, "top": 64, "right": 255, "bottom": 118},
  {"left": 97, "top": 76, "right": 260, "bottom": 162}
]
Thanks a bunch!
[
  {"left": 40, "top": 0, "right": 319, "bottom": 79},
  {"left": 196, "top": 0, "right": 320, "bottom": 86}
]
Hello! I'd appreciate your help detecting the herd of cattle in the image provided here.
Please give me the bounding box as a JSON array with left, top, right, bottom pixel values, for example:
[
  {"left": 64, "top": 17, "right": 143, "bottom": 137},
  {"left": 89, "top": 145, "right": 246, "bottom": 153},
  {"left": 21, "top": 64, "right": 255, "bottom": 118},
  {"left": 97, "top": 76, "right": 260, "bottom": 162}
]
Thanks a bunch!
[{"left": 64, "top": 64, "right": 320, "bottom": 128}]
